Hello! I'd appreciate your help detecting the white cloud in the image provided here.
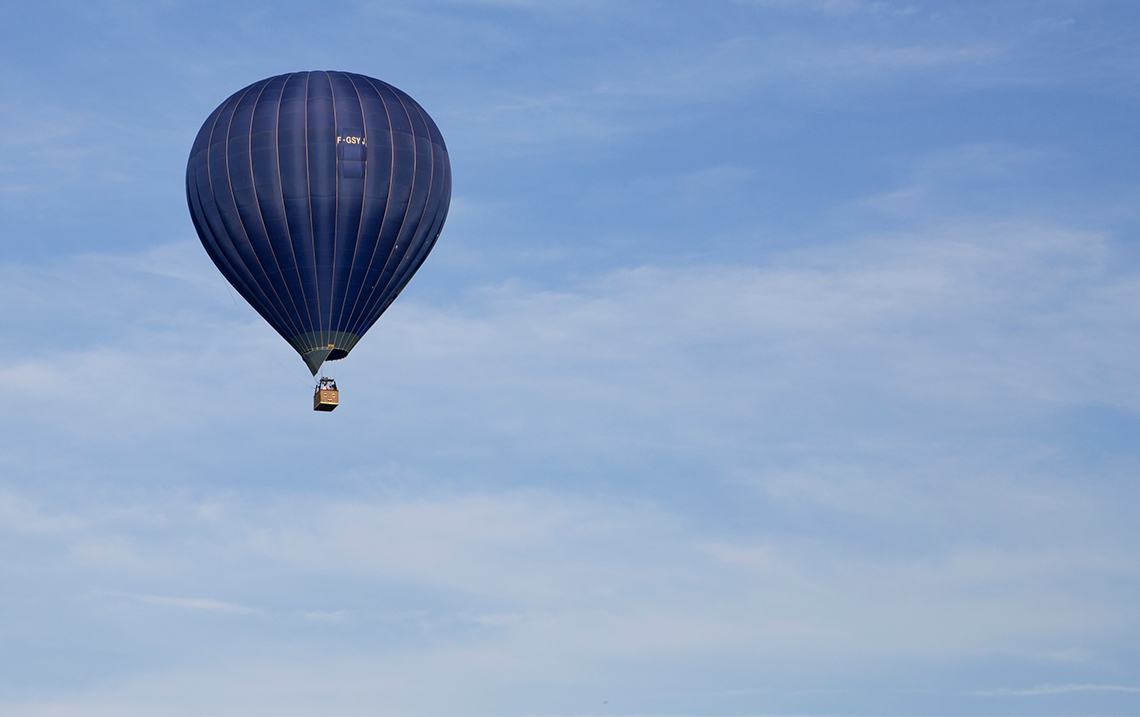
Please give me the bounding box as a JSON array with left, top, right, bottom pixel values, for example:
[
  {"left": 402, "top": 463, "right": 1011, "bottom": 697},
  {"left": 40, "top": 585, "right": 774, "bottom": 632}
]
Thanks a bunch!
[
  {"left": 582, "top": 35, "right": 1001, "bottom": 109},
  {"left": 0, "top": 491, "right": 87, "bottom": 535},
  {"left": 0, "top": 481, "right": 1135, "bottom": 714},
  {"left": 2, "top": 213, "right": 1140, "bottom": 714},
  {"left": 3, "top": 2, "right": 1140, "bottom": 714},
  {"left": 978, "top": 683, "right": 1140, "bottom": 696},
  {"left": 736, "top": 0, "right": 881, "bottom": 15},
  {"left": 134, "top": 593, "right": 258, "bottom": 615},
  {"left": 4, "top": 215, "right": 1140, "bottom": 481}
]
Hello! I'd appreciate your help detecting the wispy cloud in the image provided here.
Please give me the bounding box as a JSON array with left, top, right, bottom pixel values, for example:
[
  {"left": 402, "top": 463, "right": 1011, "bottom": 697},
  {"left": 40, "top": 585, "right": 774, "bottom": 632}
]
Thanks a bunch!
[
  {"left": 0, "top": 480, "right": 1135, "bottom": 714},
  {"left": 3, "top": 214, "right": 1140, "bottom": 484},
  {"left": 978, "top": 683, "right": 1140, "bottom": 696},
  {"left": 3, "top": 2, "right": 1140, "bottom": 713},
  {"left": 134, "top": 594, "right": 258, "bottom": 615},
  {"left": 0, "top": 491, "right": 86, "bottom": 535},
  {"left": 735, "top": 0, "right": 883, "bottom": 15}
]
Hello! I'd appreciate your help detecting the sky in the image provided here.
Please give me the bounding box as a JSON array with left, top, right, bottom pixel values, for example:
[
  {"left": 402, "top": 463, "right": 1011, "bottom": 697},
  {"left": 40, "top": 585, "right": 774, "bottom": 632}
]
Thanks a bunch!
[{"left": 1, "top": 1, "right": 1139, "bottom": 715}]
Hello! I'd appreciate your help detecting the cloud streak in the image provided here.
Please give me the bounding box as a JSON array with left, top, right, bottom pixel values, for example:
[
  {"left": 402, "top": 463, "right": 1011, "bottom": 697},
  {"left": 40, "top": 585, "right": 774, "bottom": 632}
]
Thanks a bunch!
[
  {"left": 2, "top": 209, "right": 1139, "bottom": 712},
  {"left": 978, "top": 683, "right": 1140, "bottom": 696},
  {"left": 4, "top": 2, "right": 1140, "bottom": 713}
]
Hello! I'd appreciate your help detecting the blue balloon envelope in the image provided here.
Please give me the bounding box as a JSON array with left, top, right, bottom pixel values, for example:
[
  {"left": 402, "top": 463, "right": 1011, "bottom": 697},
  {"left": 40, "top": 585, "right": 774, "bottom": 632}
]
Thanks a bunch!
[{"left": 187, "top": 71, "right": 451, "bottom": 375}]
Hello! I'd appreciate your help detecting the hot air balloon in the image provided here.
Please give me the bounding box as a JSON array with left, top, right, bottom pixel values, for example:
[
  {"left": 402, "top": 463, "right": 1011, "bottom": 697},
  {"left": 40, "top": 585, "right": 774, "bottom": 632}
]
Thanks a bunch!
[{"left": 186, "top": 71, "right": 451, "bottom": 409}]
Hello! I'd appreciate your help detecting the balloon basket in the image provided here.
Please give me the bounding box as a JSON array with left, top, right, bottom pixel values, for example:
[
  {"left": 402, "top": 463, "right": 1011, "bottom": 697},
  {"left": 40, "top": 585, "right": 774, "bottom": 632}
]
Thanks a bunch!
[{"left": 314, "top": 378, "right": 339, "bottom": 412}]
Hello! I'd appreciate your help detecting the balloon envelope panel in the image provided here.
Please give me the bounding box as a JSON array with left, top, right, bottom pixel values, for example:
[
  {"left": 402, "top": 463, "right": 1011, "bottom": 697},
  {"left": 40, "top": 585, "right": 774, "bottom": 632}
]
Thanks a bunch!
[{"left": 186, "top": 71, "right": 451, "bottom": 373}]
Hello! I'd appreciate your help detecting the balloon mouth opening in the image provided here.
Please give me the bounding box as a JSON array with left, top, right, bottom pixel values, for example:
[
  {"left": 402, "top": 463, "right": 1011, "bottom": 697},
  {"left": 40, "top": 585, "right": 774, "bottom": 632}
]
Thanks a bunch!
[{"left": 290, "top": 331, "right": 363, "bottom": 374}]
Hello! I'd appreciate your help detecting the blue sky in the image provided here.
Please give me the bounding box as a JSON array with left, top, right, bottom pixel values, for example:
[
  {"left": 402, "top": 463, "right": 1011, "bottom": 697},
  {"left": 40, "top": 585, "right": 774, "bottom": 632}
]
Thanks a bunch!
[{"left": 1, "top": 1, "right": 1140, "bottom": 715}]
